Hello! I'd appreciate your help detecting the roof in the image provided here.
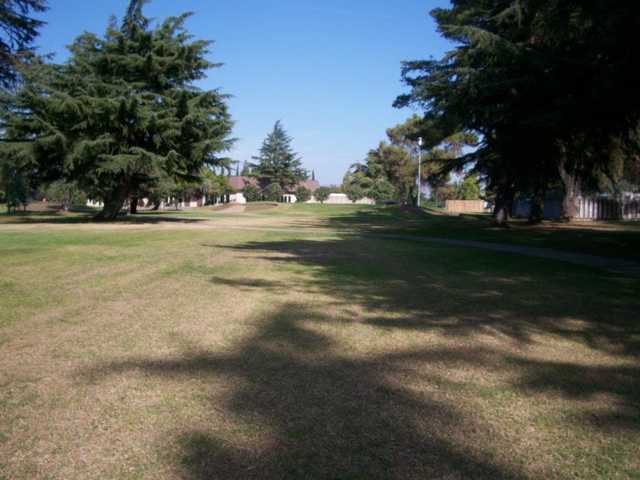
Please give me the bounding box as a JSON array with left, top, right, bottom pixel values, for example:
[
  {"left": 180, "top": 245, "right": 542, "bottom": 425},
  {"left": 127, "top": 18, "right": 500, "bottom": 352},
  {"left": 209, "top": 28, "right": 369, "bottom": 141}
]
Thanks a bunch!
[
  {"left": 228, "top": 176, "right": 259, "bottom": 192},
  {"left": 299, "top": 180, "right": 320, "bottom": 192}
]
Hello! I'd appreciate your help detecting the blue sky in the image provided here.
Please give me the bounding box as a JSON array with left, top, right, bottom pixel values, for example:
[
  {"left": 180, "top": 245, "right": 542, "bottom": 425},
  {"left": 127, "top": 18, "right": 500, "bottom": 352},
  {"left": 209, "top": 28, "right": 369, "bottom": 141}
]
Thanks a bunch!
[{"left": 36, "top": 0, "right": 451, "bottom": 185}]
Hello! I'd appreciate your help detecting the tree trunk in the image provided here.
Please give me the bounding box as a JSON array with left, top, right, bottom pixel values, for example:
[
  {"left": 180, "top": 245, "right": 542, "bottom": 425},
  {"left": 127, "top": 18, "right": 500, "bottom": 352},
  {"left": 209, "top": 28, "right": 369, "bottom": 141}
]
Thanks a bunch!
[
  {"left": 95, "top": 185, "right": 128, "bottom": 221},
  {"left": 528, "top": 189, "right": 545, "bottom": 224},
  {"left": 130, "top": 196, "right": 138, "bottom": 215},
  {"left": 152, "top": 200, "right": 161, "bottom": 211},
  {"left": 493, "top": 187, "right": 514, "bottom": 226},
  {"left": 558, "top": 157, "right": 579, "bottom": 222}
]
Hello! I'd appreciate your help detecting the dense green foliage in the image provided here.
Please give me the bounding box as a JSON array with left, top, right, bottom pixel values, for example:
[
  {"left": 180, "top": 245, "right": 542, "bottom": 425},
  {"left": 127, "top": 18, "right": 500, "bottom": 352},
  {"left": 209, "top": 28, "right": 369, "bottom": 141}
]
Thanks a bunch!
[
  {"left": 345, "top": 115, "right": 476, "bottom": 205},
  {"left": 314, "top": 186, "right": 330, "bottom": 204},
  {"left": 396, "top": 1, "right": 640, "bottom": 223},
  {"left": 456, "top": 174, "right": 482, "bottom": 201},
  {"left": 345, "top": 185, "right": 364, "bottom": 203},
  {"left": 243, "top": 183, "right": 262, "bottom": 202},
  {"left": 295, "top": 185, "right": 311, "bottom": 203},
  {"left": 0, "top": 0, "right": 233, "bottom": 219},
  {"left": 263, "top": 183, "right": 283, "bottom": 202},
  {"left": 0, "top": 0, "right": 47, "bottom": 90},
  {"left": 343, "top": 129, "right": 414, "bottom": 204},
  {"left": 0, "top": 163, "right": 27, "bottom": 213},
  {"left": 198, "top": 168, "right": 231, "bottom": 204},
  {"left": 252, "top": 121, "right": 306, "bottom": 189},
  {"left": 43, "top": 180, "right": 86, "bottom": 211}
]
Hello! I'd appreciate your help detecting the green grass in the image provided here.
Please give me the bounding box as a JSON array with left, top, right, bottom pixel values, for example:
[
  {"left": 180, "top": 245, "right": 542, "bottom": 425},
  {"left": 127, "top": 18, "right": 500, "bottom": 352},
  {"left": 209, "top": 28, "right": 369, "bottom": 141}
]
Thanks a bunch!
[
  {"left": 0, "top": 203, "right": 639, "bottom": 479},
  {"left": 4, "top": 201, "right": 639, "bottom": 260},
  {"left": 282, "top": 203, "right": 640, "bottom": 260}
]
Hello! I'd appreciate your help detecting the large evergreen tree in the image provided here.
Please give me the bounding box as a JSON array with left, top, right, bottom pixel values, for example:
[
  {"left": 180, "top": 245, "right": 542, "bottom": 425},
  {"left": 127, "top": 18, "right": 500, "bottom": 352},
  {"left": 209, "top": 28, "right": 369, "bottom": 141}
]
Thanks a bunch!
[
  {"left": 396, "top": 1, "right": 640, "bottom": 223},
  {"left": 252, "top": 121, "right": 306, "bottom": 189},
  {"left": 0, "top": 0, "right": 47, "bottom": 90},
  {"left": 0, "top": 0, "right": 233, "bottom": 219}
]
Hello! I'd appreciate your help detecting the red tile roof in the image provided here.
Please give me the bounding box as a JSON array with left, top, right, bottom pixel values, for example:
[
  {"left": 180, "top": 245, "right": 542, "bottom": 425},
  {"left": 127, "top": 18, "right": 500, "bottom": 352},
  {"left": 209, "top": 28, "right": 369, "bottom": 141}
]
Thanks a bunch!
[
  {"left": 299, "top": 180, "right": 320, "bottom": 192},
  {"left": 228, "top": 176, "right": 259, "bottom": 192}
]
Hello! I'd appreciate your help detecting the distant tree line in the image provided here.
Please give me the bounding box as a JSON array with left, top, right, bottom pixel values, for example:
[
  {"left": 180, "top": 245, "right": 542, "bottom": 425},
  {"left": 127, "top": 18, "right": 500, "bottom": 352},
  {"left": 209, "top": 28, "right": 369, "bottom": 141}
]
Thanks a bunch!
[{"left": 343, "top": 114, "right": 480, "bottom": 205}]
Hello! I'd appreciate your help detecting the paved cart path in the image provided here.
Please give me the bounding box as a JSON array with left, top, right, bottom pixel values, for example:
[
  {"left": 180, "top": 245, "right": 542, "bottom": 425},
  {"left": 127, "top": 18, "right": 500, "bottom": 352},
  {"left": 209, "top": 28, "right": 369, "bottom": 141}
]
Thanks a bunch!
[{"left": 203, "top": 223, "right": 640, "bottom": 278}]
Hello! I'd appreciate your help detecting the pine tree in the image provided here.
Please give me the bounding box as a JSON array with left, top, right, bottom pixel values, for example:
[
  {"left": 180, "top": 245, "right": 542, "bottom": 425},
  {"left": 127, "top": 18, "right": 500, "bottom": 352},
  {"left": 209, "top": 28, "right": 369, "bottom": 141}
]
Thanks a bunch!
[
  {"left": 0, "top": 0, "right": 47, "bottom": 90},
  {"left": 0, "top": 0, "right": 233, "bottom": 219},
  {"left": 396, "top": 0, "right": 640, "bottom": 223},
  {"left": 252, "top": 121, "right": 306, "bottom": 189}
]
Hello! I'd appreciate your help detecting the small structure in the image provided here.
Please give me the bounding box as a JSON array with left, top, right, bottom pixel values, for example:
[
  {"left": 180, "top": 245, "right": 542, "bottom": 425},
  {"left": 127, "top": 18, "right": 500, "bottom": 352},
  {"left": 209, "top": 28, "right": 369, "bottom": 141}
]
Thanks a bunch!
[
  {"left": 227, "top": 176, "right": 320, "bottom": 204},
  {"left": 229, "top": 193, "right": 247, "bottom": 204},
  {"left": 445, "top": 200, "right": 488, "bottom": 214},
  {"left": 512, "top": 193, "right": 640, "bottom": 221},
  {"left": 311, "top": 193, "right": 375, "bottom": 205}
]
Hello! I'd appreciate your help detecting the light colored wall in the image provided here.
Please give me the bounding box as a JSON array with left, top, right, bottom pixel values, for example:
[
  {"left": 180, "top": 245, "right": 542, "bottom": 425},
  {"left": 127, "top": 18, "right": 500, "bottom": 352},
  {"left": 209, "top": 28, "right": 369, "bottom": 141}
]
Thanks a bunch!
[
  {"left": 323, "top": 193, "right": 375, "bottom": 205},
  {"left": 230, "top": 193, "right": 247, "bottom": 204},
  {"left": 445, "top": 200, "right": 487, "bottom": 214}
]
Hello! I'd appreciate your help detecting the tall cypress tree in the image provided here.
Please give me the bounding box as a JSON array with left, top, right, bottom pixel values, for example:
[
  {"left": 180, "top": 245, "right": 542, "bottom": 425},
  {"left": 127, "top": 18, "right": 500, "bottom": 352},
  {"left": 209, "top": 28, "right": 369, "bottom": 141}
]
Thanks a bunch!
[
  {"left": 252, "top": 121, "right": 306, "bottom": 189},
  {"left": 0, "top": 0, "right": 233, "bottom": 219}
]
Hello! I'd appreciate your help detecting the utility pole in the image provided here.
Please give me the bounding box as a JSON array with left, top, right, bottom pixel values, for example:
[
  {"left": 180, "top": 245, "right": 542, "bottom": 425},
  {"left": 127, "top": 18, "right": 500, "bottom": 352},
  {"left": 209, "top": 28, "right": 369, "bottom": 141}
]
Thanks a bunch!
[{"left": 417, "top": 137, "right": 423, "bottom": 208}]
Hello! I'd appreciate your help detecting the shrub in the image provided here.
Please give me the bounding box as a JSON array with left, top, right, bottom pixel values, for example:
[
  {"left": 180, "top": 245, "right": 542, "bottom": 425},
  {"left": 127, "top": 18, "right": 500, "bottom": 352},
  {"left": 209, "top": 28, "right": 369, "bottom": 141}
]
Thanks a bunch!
[
  {"left": 345, "top": 185, "right": 365, "bottom": 203},
  {"left": 243, "top": 184, "right": 262, "bottom": 202},
  {"left": 295, "top": 186, "right": 311, "bottom": 203},
  {"left": 263, "top": 183, "right": 283, "bottom": 202},
  {"left": 314, "top": 187, "right": 331, "bottom": 203},
  {"left": 371, "top": 179, "right": 396, "bottom": 203}
]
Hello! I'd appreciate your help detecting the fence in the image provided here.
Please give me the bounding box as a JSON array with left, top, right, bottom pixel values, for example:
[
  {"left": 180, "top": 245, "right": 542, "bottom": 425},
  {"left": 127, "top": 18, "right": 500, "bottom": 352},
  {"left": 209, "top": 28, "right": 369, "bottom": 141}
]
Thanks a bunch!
[
  {"left": 578, "top": 196, "right": 640, "bottom": 220},
  {"left": 445, "top": 200, "right": 488, "bottom": 214},
  {"left": 513, "top": 194, "right": 640, "bottom": 221}
]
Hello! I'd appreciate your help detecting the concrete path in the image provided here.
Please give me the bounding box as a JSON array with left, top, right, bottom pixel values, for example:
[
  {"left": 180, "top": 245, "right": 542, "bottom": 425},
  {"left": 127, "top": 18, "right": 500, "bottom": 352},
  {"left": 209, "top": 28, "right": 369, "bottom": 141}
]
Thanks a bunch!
[
  {"left": 207, "top": 224, "right": 640, "bottom": 278},
  {"left": 368, "top": 233, "right": 640, "bottom": 278}
]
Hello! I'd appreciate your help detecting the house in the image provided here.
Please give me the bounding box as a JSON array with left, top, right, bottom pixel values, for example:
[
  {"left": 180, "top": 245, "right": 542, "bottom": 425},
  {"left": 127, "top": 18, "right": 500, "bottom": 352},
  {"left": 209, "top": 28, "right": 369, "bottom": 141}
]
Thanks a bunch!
[
  {"left": 309, "top": 193, "right": 375, "bottom": 205},
  {"left": 227, "top": 176, "right": 320, "bottom": 203}
]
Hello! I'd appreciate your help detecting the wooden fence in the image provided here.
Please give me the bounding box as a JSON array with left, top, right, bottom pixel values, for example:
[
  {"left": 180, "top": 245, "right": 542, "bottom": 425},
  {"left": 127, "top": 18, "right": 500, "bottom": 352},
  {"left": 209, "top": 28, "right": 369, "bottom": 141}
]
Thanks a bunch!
[{"left": 445, "top": 200, "right": 488, "bottom": 214}]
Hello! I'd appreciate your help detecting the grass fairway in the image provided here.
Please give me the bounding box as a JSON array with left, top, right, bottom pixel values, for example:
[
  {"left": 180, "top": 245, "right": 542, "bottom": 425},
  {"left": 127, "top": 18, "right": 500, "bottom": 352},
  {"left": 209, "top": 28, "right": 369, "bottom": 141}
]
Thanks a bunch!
[{"left": 1, "top": 204, "right": 639, "bottom": 479}]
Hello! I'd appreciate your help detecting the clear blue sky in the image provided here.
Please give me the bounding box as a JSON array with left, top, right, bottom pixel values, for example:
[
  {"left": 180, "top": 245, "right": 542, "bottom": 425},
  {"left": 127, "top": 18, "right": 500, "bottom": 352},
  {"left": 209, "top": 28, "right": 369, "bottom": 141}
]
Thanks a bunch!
[{"left": 35, "top": 0, "right": 452, "bottom": 185}]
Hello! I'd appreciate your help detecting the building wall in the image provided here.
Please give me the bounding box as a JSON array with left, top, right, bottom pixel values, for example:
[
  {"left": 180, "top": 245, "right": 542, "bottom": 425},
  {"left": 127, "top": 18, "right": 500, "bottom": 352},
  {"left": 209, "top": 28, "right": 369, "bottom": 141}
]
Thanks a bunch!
[
  {"left": 229, "top": 193, "right": 247, "bottom": 204},
  {"left": 316, "top": 193, "right": 375, "bottom": 205},
  {"left": 445, "top": 200, "right": 488, "bottom": 214}
]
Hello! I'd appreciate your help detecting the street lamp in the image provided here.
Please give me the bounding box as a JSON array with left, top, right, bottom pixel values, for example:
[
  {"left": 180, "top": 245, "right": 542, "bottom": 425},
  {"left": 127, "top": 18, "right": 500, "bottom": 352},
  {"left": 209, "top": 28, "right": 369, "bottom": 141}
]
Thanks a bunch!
[{"left": 417, "top": 137, "right": 423, "bottom": 208}]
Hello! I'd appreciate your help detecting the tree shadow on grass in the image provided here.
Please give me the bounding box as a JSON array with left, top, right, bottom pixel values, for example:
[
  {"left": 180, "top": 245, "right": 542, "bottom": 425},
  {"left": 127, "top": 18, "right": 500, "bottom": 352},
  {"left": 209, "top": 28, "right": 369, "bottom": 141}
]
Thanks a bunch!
[
  {"left": 216, "top": 237, "right": 640, "bottom": 357},
  {"left": 81, "top": 304, "right": 524, "bottom": 479},
  {"left": 0, "top": 212, "right": 208, "bottom": 225},
  {"left": 295, "top": 207, "right": 640, "bottom": 261},
  {"left": 79, "top": 233, "right": 640, "bottom": 477}
]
